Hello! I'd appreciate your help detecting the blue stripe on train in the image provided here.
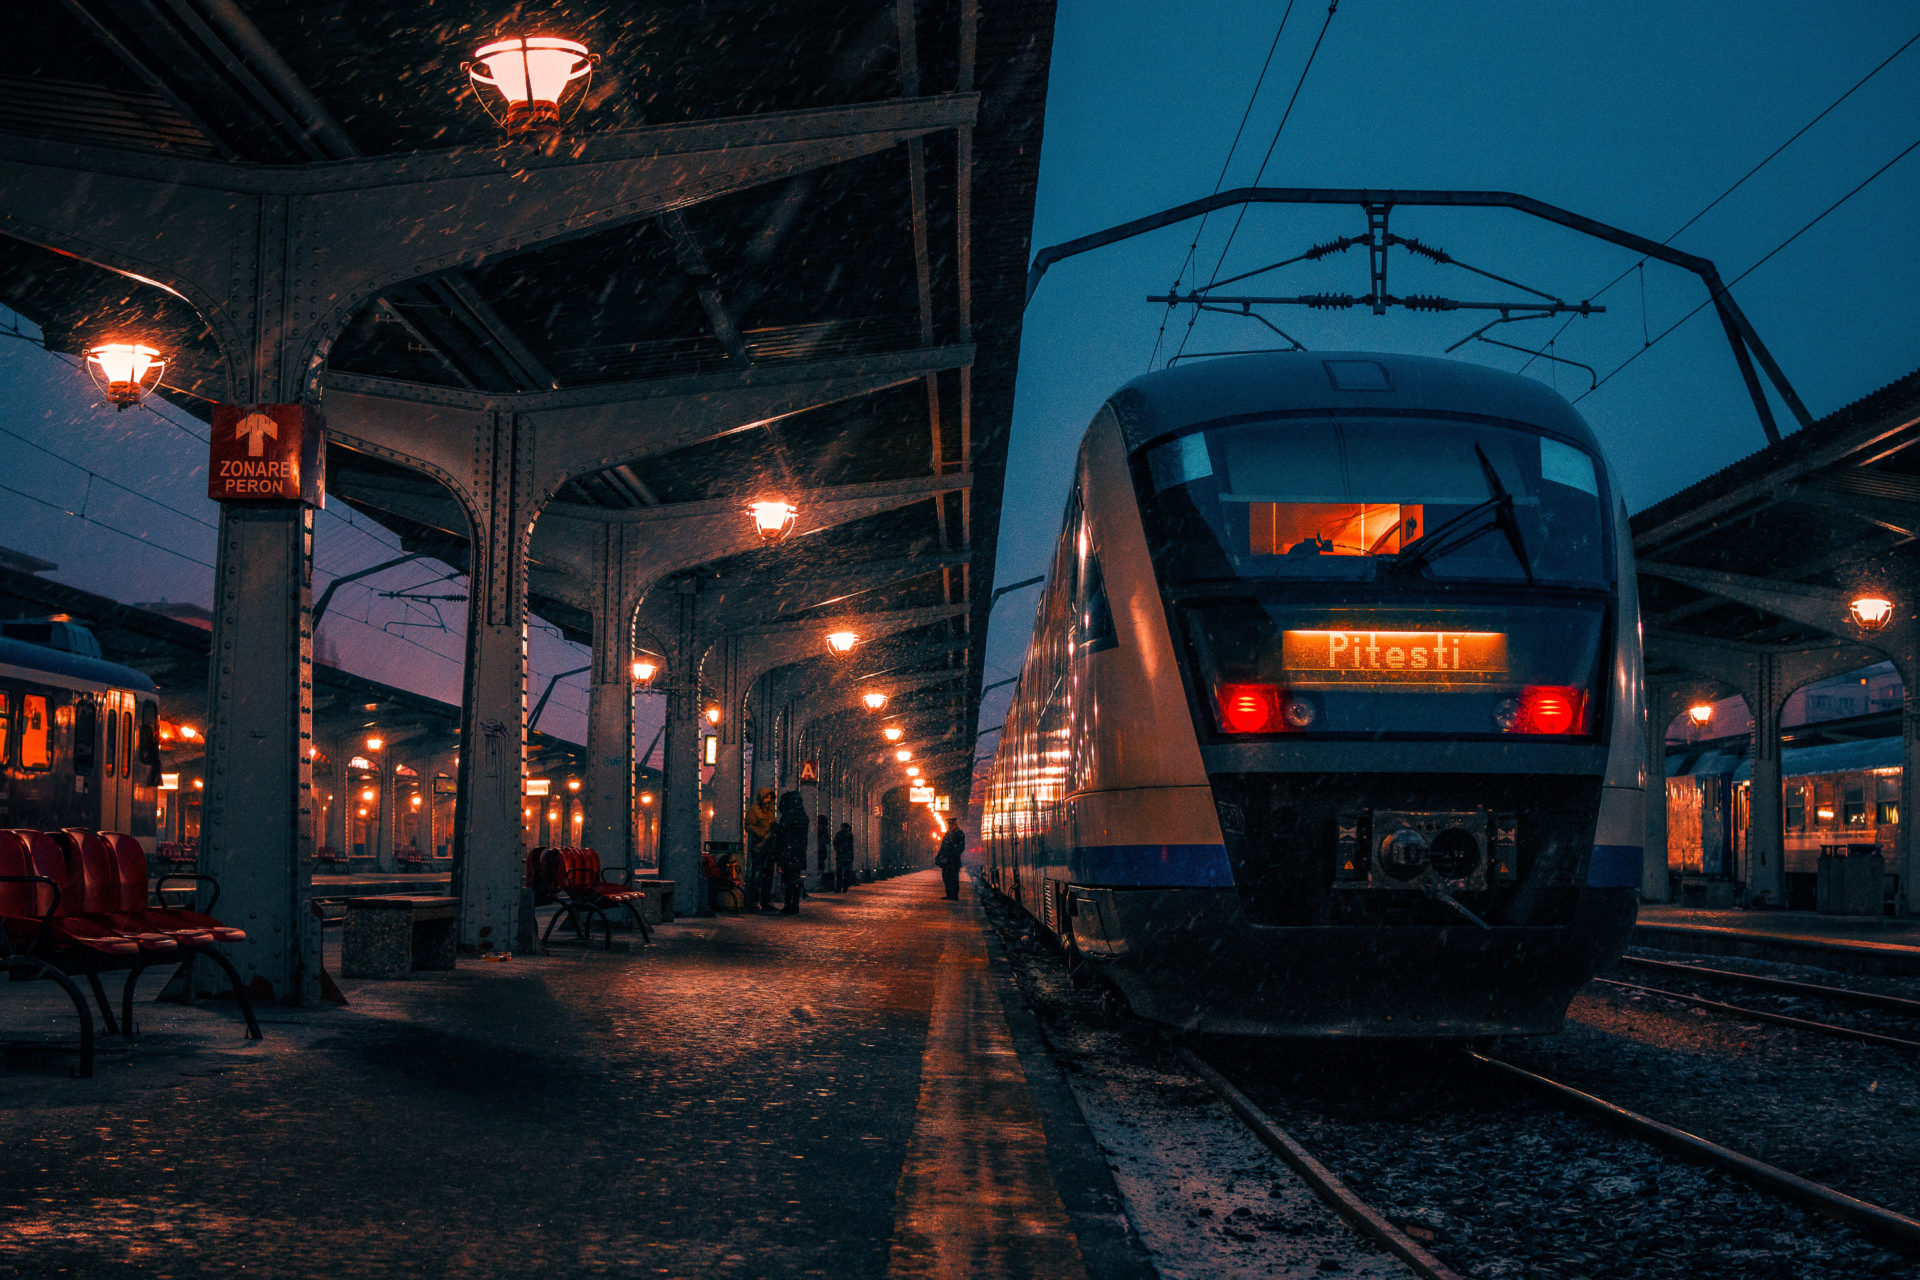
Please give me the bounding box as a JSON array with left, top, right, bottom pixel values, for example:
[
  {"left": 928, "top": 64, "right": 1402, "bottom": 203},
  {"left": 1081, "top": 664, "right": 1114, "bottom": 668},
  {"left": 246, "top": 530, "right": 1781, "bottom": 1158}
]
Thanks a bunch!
[
  {"left": 1586, "top": 844, "right": 1643, "bottom": 888},
  {"left": 1067, "top": 843, "right": 1236, "bottom": 887}
]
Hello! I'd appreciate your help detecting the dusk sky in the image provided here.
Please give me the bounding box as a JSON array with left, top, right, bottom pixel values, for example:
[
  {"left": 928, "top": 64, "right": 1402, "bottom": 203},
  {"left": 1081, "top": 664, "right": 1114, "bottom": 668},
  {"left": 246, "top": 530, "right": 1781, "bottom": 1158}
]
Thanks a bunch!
[
  {"left": 978, "top": 1, "right": 1920, "bottom": 759},
  {"left": 1, "top": 3, "right": 1916, "bottom": 778}
]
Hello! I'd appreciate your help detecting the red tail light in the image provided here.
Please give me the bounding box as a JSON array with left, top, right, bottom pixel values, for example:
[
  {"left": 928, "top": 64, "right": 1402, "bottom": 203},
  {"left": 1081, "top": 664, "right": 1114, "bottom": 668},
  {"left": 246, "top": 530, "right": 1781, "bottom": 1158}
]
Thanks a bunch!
[
  {"left": 1508, "top": 685, "right": 1588, "bottom": 735},
  {"left": 1216, "top": 683, "right": 1285, "bottom": 734}
]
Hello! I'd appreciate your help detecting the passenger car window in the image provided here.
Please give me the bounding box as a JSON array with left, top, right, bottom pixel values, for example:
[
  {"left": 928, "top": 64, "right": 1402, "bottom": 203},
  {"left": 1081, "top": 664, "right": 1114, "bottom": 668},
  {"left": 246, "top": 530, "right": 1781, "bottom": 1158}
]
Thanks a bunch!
[
  {"left": 138, "top": 701, "right": 161, "bottom": 784},
  {"left": 104, "top": 701, "right": 118, "bottom": 777},
  {"left": 74, "top": 696, "right": 97, "bottom": 775},
  {"left": 122, "top": 710, "right": 134, "bottom": 779},
  {"left": 0, "top": 689, "right": 11, "bottom": 766},
  {"left": 20, "top": 695, "right": 52, "bottom": 770}
]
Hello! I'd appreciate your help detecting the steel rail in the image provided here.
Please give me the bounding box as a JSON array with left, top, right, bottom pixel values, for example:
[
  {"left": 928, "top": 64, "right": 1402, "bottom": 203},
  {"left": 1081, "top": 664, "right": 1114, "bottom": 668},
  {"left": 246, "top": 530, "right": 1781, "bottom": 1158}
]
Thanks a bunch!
[
  {"left": 1595, "top": 977, "right": 1920, "bottom": 1052},
  {"left": 1617, "top": 954, "right": 1920, "bottom": 1018},
  {"left": 1177, "top": 1048, "right": 1468, "bottom": 1280},
  {"left": 1468, "top": 1052, "right": 1920, "bottom": 1254}
]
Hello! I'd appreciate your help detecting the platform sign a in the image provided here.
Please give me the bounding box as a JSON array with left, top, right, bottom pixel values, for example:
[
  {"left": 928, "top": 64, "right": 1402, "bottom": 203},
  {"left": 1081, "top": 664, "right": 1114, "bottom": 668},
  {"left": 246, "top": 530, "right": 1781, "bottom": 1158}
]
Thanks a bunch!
[
  {"left": 209, "top": 404, "right": 324, "bottom": 505},
  {"left": 798, "top": 760, "right": 819, "bottom": 784}
]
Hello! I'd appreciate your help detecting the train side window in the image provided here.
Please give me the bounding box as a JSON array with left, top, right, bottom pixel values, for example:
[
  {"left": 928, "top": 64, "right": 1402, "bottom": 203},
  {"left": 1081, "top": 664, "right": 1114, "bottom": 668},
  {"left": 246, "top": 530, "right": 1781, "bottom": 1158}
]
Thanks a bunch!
[
  {"left": 0, "top": 689, "right": 10, "bottom": 766},
  {"left": 1784, "top": 785, "right": 1805, "bottom": 833},
  {"left": 19, "top": 695, "right": 52, "bottom": 771},
  {"left": 122, "top": 710, "right": 134, "bottom": 779},
  {"left": 1878, "top": 801, "right": 1900, "bottom": 825},
  {"left": 103, "top": 702, "right": 118, "bottom": 777},
  {"left": 74, "top": 697, "right": 98, "bottom": 775},
  {"left": 1077, "top": 555, "right": 1118, "bottom": 653},
  {"left": 138, "top": 701, "right": 161, "bottom": 784},
  {"left": 1843, "top": 782, "right": 1867, "bottom": 826}
]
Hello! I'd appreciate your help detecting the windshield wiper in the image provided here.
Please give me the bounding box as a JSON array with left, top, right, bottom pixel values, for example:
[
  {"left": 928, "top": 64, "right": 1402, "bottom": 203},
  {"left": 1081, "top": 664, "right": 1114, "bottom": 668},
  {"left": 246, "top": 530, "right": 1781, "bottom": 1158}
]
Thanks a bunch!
[
  {"left": 1474, "top": 443, "right": 1536, "bottom": 584},
  {"left": 1386, "top": 445, "right": 1535, "bottom": 582}
]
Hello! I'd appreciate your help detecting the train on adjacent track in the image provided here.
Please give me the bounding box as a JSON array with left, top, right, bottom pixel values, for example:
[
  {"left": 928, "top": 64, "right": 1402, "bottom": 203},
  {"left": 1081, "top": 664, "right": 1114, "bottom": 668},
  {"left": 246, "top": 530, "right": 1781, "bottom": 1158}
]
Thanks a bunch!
[
  {"left": 981, "top": 351, "right": 1645, "bottom": 1037},
  {"left": 0, "top": 619, "right": 162, "bottom": 843}
]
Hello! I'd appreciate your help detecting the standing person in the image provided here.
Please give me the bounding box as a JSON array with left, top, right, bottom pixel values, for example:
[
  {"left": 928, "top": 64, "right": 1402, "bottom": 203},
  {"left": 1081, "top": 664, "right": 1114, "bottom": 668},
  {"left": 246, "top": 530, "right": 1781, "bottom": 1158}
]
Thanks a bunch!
[
  {"left": 744, "top": 788, "right": 778, "bottom": 912},
  {"left": 832, "top": 821, "right": 855, "bottom": 892},
  {"left": 815, "top": 813, "right": 833, "bottom": 891},
  {"left": 775, "top": 790, "right": 810, "bottom": 915},
  {"left": 935, "top": 824, "right": 965, "bottom": 900}
]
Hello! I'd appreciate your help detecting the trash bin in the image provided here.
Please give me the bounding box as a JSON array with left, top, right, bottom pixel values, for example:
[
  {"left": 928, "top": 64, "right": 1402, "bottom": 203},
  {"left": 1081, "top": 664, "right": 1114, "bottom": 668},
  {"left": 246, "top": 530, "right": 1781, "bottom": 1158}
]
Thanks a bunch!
[{"left": 1816, "top": 850, "right": 1885, "bottom": 914}]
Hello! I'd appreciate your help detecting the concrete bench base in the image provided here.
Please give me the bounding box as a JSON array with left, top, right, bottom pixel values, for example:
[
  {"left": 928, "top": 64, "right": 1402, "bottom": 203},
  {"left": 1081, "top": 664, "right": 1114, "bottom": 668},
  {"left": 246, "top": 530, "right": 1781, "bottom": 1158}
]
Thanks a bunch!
[{"left": 342, "top": 895, "right": 459, "bottom": 978}]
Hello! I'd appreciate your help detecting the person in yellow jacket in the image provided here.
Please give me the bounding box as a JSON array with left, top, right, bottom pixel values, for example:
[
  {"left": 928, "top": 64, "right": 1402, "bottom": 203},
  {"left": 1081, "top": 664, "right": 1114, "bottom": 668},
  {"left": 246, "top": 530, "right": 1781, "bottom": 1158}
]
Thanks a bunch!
[{"left": 744, "top": 788, "right": 778, "bottom": 912}]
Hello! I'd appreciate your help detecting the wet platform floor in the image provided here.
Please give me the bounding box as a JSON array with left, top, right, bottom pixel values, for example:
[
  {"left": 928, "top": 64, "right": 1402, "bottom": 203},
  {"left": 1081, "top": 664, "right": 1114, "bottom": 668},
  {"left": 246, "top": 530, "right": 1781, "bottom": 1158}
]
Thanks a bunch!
[{"left": 0, "top": 871, "right": 1128, "bottom": 1279}]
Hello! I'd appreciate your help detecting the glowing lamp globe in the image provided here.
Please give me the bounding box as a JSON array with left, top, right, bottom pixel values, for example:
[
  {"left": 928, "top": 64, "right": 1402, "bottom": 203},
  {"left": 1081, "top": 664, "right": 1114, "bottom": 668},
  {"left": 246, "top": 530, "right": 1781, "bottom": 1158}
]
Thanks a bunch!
[
  {"left": 883, "top": 726, "right": 903, "bottom": 742},
  {"left": 465, "top": 36, "right": 596, "bottom": 136},
  {"left": 1850, "top": 596, "right": 1894, "bottom": 630},
  {"left": 894, "top": 748, "right": 912, "bottom": 763},
  {"left": 640, "top": 792, "right": 655, "bottom": 806},
  {"left": 86, "top": 343, "right": 163, "bottom": 410},
  {"left": 905, "top": 766, "right": 921, "bottom": 778},
  {"left": 749, "top": 499, "right": 799, "bottom": 543},
  {"left": 366, "top": 736, "right": 384, "bottom": 751},
  {"left": 704, "top": 705, "right": 722, "bottom": 725},
  {"left": 863, "top": 690, "right": 888, "bottom": 711},
  {"left": 826, "top": 630, "right": 859, "bottom": 655},
  {"left": 631, "top": 658, "right": 659, "bottom": 685},
  {"left": 566, "top": 778, "right": 581, "bottom": 792},
  {"left": 1688, "top": 704, "right": 1714, "bottom": 727}
]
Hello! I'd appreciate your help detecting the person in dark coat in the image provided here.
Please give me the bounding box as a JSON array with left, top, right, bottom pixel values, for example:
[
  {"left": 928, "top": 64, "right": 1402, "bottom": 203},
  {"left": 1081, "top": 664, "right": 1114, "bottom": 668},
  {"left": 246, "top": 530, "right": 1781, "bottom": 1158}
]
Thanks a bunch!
[
  {"left": 934, "top": 825, "right": 965, "bottom": 900},
  {"left": 832, "top": 821, "right": 855, "bottom": 892},
  {"left": 775, "top": 790, "right": 810, "bottom": 914},
  {"left": 815, "top": 813, "right": 832, "bottom": 891}
]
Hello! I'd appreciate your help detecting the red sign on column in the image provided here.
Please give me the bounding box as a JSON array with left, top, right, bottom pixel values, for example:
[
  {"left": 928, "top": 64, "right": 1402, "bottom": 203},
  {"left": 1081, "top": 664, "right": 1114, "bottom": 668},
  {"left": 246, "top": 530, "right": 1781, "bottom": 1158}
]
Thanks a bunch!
[
  {"left": 799, "top": 760, "right": 819, "bottom": 784},
  {"left": 208, "top": 404, "right": 324, "bottom": 505}
]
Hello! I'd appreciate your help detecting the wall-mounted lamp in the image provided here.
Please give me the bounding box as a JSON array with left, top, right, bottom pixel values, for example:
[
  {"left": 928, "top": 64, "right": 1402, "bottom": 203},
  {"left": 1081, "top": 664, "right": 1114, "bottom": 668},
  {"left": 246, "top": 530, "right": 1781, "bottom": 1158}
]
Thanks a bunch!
[
  {"left": 749, "top": 499, "right": 798, "bottom": 543},
  {"left": 86, "top": 342, "right": 164, "bottom": 409},
  {"left": 1850, "top": 595, "right": 1895, "bottom": 630}
]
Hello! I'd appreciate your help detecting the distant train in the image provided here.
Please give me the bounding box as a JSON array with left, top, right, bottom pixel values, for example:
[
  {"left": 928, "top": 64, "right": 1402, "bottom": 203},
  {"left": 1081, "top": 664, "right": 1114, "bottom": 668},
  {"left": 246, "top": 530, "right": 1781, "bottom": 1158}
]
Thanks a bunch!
[
  {"left": 0, "top": 619, "right": 161, "bottom": 842},
  {"left": 1667, "top": 735, "right": 1901, "bottom": 909},
  {"left": 981, "top": 351, "right": 1645, "bottom": 1038}
]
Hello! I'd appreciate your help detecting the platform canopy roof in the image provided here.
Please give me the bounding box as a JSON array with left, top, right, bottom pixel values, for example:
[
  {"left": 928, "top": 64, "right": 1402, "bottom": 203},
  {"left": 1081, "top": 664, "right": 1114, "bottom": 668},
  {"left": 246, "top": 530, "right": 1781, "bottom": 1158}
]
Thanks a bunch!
[
  {"left": 0, "top": 1, "right": 1056, "bottom": 803},
  {"left": 1635, "top": 366, "right": 1920, "bottom": 686}
]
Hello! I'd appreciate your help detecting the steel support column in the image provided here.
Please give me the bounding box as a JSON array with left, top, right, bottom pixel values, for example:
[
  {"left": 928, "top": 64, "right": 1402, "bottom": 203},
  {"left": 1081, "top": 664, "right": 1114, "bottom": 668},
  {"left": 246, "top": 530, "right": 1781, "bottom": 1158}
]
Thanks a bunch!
[
  {"left": 451, "top": 412, "right": 534, "bottom": 953},
  {"left": 660, "top": 586, "right": 704, "bottom": 917},
  {"left": 200, "top": 503, "right": 316, "bottom": 999},
  {"left": 1748, "top": 654, "right": 1787, "bottom": 908}
]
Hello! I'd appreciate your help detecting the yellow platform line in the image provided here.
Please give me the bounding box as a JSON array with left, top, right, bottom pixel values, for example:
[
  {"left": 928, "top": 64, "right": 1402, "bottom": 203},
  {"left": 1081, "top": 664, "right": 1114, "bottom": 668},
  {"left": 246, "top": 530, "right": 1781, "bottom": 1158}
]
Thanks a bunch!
[{"left": 886, "top": 902, "right": 1089, "bottom": 1280}]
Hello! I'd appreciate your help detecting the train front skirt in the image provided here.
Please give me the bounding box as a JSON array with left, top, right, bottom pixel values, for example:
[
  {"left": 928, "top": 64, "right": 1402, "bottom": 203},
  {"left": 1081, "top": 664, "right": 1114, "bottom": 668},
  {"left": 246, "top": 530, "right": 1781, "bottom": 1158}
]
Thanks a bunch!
[{"left": 1066, "top": 885, "right": 1639, "bottom": 1038}]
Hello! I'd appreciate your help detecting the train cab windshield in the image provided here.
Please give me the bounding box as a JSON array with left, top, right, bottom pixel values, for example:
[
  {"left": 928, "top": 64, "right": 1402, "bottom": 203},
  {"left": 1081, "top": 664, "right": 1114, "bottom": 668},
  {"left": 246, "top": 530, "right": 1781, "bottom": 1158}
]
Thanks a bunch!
[
  {"left": 1137, "top": 416, "right": 1613, "bottom": 740},
  {"left": 1140, "top": 416, "right": 1609, "bottom": 587}
]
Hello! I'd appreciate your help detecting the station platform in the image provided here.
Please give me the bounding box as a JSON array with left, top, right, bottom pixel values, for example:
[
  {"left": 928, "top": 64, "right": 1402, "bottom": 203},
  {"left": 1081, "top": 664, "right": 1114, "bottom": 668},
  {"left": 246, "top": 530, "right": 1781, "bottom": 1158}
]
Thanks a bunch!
[
  {"left": 1633, "top": 902, "right": 1920, "bottom": 976},
  {"left": 0, "top": 870, "right": 1147, "bottom": 1280}
]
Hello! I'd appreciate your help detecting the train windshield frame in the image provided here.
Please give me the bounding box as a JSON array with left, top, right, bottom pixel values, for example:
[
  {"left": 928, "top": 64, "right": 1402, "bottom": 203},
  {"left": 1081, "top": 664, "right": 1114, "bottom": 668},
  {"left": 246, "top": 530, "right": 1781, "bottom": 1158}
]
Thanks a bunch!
[
  {"left": 1135, "top": 412, "right": 1613, "bottom": 590},
  {"left": 1133, "top": 411, "right": 1617, "bottom": 743}
]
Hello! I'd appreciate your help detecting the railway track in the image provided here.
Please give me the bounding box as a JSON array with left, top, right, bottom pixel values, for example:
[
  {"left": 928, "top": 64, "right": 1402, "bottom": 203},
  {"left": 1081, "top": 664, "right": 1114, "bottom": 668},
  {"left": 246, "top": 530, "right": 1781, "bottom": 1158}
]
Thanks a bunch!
[
  {"left": 1181, "top": 1041, "right": 1920, "bottom": 1279},
  {"left": 1598, "top": 954, "right": 1920, "bottom": 1051}
]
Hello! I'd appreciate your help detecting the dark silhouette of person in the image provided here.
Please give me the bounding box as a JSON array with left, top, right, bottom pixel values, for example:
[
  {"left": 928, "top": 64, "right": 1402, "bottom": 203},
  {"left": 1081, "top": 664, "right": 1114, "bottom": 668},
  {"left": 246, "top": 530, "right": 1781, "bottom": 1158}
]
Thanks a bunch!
[
  {"left": 775, "top": 790, "right": 809, "bottom": 914},
  {"left": 832, "top": 821, "right": 854, "bottom": 891},
  {"left": 935, "top": 825, "right": 965, "bottom": 900}
]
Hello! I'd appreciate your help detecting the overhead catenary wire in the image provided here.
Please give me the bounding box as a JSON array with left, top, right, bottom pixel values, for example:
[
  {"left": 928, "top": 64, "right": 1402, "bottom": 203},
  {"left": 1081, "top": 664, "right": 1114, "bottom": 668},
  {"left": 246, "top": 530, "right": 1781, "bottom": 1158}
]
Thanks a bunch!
[
  {"left": 1575, "top": 132, "right": 1920, "bottom": 405},
  {"left": 1170, "top": 0, "right": 1340, "bottom": 367},
  {"left": 1514, "top": 25, "right": 1920, "bottom": 379},
  {"left": 1147, "top": 4, "right": 1297, "bottom": 369}
]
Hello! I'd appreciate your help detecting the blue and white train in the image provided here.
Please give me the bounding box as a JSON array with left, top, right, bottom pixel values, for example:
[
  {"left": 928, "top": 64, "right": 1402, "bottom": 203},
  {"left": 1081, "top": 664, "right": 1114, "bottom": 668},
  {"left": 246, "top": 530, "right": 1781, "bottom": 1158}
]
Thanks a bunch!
[{"left": 982, "top": 352, "right": 1644, "bottom": 1038}]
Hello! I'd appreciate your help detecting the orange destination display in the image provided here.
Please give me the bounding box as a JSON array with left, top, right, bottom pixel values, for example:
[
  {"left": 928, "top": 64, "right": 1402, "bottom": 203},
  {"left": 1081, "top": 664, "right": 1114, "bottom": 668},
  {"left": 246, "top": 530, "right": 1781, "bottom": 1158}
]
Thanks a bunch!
[{"left": 1281, "top": 629, "right": 1509, "bottom": 686}]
